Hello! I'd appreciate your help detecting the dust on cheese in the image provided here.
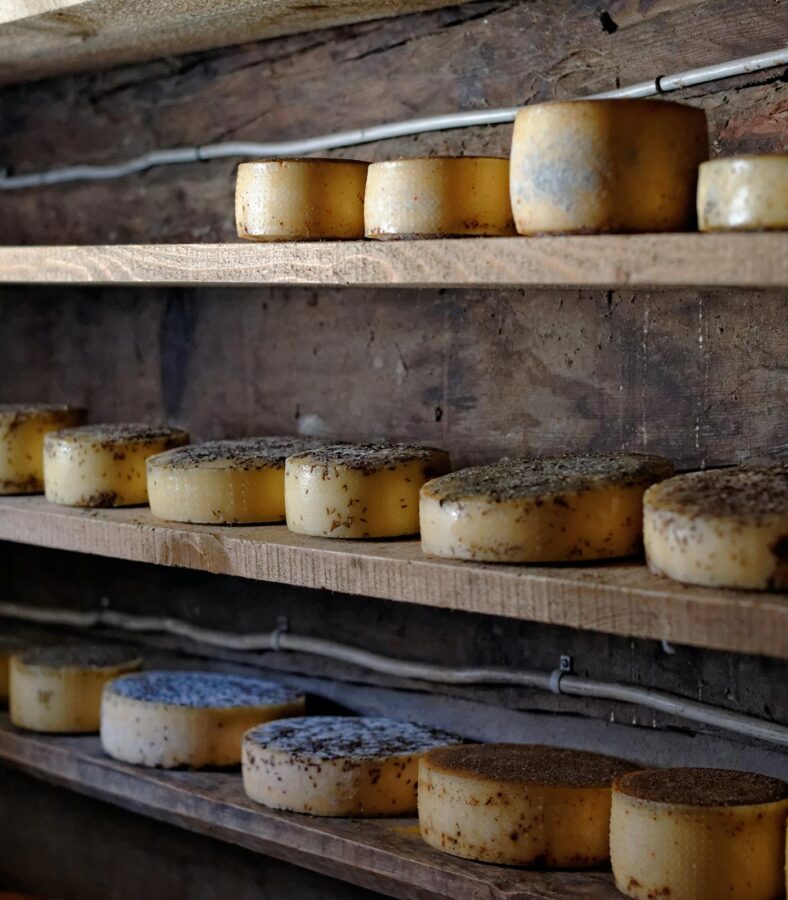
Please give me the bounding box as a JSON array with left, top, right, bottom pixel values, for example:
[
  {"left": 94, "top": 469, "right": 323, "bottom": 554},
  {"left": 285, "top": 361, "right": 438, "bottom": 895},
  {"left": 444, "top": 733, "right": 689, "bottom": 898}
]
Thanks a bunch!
[{"left": 698, "top": 155, "right": 788, "bottom": 232}]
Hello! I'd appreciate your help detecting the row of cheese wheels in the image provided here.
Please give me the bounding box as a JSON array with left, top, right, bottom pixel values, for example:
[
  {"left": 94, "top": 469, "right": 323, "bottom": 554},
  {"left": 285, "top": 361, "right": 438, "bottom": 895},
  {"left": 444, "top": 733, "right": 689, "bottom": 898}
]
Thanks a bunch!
[
  {"left": 1, "top": 643, "right": 786, "bottom": 900},
  {"left": 234, "top": 100, "right": 788, "bottom": 240},
  {"left": 1, "top": 404, "right": 786, "bottom": 589}
]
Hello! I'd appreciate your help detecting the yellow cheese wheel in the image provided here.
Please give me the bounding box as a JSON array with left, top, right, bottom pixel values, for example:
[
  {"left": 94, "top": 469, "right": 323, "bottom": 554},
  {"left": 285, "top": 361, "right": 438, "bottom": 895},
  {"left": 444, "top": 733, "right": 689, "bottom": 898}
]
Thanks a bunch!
[
  {"left": 510, "top": 99, "right": 708, "bottom": 234},
  {"left": 236, "top": 158, "right": 368, "bottom": 241},
  {"left": 364, "top": 157, "right": 515, "bottom": 238},
  {"left": 698, "top": 155, "right": 788, "bottom": 232}
]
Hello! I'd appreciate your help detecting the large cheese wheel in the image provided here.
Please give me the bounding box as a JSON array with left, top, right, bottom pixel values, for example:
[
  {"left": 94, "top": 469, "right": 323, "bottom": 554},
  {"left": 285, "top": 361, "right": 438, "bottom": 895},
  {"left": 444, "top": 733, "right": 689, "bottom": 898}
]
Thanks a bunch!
[
  {"left": 419, "top": 743, "right": 638, "bottom": 866},
  {"left": 147, "top": 436, "right": 329, "bottom": 524},
  {"left": 644, "top": 465, "right": 788, "bottom": 589},
  {"left": 510, "top": 99, "right": 708, "bottom": 234},
  {"left": 285, "top": 443, "right": 451, "bottom": 538},
  {"left": 236, "top": 158, "right": 368, "bottom": 241},
  {"left": 364, "top": 157, "right": 515, "bottom": 239},
  {"left": 101, "top": 671, "right": 305, "bottom": 768},
  {"left": 420, "top": 452, "right": 672, "bottom": 563},
  {"left": 44, "top": 423, "right": 189, "bottom": 507},
  {"left": 243, "top": 715, "right": 460, "bottom": 816},
  {"left": 611, "top": 768, "right": 788, "bottom": 900},
  {"left": 0, "top": 403, "right": 85, "bottom": 494},
  {"left": 697, "top": 155, "right": 788, "bottom": 232}
]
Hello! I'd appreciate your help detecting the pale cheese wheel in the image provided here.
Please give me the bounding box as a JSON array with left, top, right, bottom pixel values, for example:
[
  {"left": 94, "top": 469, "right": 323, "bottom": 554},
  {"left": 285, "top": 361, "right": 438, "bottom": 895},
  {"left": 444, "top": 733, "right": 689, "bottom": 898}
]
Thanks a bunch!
[
  {"left": 0, "top": 403, "right": 86, "bottom": 495},
  {"left": 243, "top": 715, "right": 460, "bottom": 816},
  {"left": 285, "top": 443, "right": 451, "bottom": 538},
  {"left": 236, "top": 158, "right": 368, "bottom": 241},
  {"left": 101, "top": 671, "right": 305, "bottom": 768},
  {"left": 644, "top": 465, "right": 788, "bottom": 589},
  {"left": 420, "top": 452, "right": 672, "bottom": 563},
  {"left": 419, "top": 743, "right": 638, "bottom": 866},
  {"left": 10, "top": 644, "right": 142, "bottom": 733},
  {"left": 698, "top": 155, "right": 788, "bottom": 232},
  {"left": 44, "top": 423, "right": 189, "bottom": 507},
  {"left": 364, "top": 156, "right": 515, "bottom": 239},
  {"left": 611, "top": 768, "right": 788, "bottom": 900},
  {"left": 510, "top": 99, "right": 709, "bottom": 234}
]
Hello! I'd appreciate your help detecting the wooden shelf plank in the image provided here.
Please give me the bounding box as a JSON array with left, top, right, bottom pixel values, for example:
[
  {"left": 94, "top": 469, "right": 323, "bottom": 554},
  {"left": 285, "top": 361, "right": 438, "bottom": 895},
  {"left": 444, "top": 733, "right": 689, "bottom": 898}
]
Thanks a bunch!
[
  {"left": 0, "top": 235, "right": 785, "bottom": 289},
  {"left": 1, "top": 497, "right": 785, "bottom": 658}
]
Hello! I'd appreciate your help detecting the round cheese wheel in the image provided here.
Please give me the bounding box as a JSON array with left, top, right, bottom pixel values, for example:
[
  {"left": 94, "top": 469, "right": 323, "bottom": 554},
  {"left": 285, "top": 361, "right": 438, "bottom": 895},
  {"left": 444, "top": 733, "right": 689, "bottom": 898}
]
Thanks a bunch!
[
  {"left": 420, "top": 452, "right": 672, "bottom": 563},
  {"left": 44, "top": 423, "right": 189, "bottom": 507},
  {"left": 698, "top": 155, "right": 788, "bottom": 232},
  {"left": 419, "top": 743, "right": 639, "bottom": 866},
  {"left": 611, "top": 768, "right": 788, "bottom": 900},
  {"left": 101, "top": 671, "right": 305, "bottom": 768},
  {"left": 236, "top": 158, "right": 368, "bottom": 241},
  {"left": 364, "top": 156, "right": 515, "bottom": 239},
  {"left": 510, "top": 99, "right": 709, "bottom": 234},
  {"left": 644, "top": 465, "right": 788, "bottom": 589},
  {"left": 243, "top": 715, "right": 460, "bottom": 816}
]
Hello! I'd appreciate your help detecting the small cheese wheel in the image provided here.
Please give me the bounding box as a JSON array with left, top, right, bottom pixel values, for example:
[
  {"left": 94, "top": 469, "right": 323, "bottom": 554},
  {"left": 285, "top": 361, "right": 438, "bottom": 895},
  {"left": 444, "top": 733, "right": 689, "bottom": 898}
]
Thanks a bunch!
[
  {"left": 419, "top": 743, "right": 638, "bottom": 866},
  {"left": 285, "top": 443, "right": 451, "bottom": 538},
  {"left": 101, "top": 671, "right": 304, "bottom": 768},
  {"left": 236, "top": 158, "right": 368, "bottom": 241},
  {"left": 243, "top": 715, "right": 460, "bottom": 816},
  {"left": 611, "top": 768, "right": 788, "bottom": 900},
  {"left": 420, "top": 452, "right": 672, "bottom": 563},
  {"left": 147, "top": 436, "right": 330, "bottom": 524},
  {"left": 644, "top": 465, "right": 788, "bottom": 589},
  {"left": 10, "top": 644, "right": 142, "bottom": 733},
  {"left": 698, "top": 155, "right": 788, "bottom": 232},
  {"left": 364, "top": 156, "right": 515, "bottom": 239},
  {"left": 0, "top": 403, "right": 86, "bottom": 494},
  {"left": 44, "top": 423, "right": 189, "bottom": 507},
  {"left": 510, "top": 99, "right": 708, "bottom": 234}
]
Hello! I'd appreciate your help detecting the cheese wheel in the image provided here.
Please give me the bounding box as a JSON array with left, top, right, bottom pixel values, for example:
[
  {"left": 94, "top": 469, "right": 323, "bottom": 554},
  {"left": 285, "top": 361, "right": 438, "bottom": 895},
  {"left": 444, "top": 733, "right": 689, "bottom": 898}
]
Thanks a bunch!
[
  {"left": 243, "top": 715, "right": 460, "bottom": 816},
  {"left": 285, "top": 443, "right": 451, "bottom": 538},
  {"left": 44, "top": 423, "right": 189, "bottom": 507},
  {"left": 419, "top": 743, "right": 638, "bottom": 866},
  {"left": 420, "top": 452, "right": 672, "bottom": 563},
  {"left": 611, "top": 768, "right": 788, "bottom": 900},
  {"left": 644, "top": 465, "right": 788, "bottom": 590},
  {"left": 510, "top": 99, "right": 708, "bottom": 234},
  {"left": 0, "top": 403, "right": 86, "bottom": 494},
  {"left": 236, "top": 158, "right": 368, "bottom": 241},
  {"left": 364, "top": 157, "right": 515, "bottom": 239},
  {"left": 101, "top": 671, "right": 304, "bottom": 768},
  {"left": 698, "top": 155, "right": 788, "bottom": 232},
  {"left": 0, "top": 638, "right": 25, "bottom": 705},
  {"left": 10, "top": 644, "right": 142, "bottom": 733},
  {"left": 147, "top": 436, "right": 330, "bottom": 524}
]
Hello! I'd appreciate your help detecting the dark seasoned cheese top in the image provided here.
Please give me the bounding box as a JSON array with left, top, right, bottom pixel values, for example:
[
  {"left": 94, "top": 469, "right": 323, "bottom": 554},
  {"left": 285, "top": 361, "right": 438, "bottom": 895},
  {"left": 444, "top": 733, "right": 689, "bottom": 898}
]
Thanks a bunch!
[
  {"left": 288, "top": 443, "right": 450, "bottom": 474},
  {"left": 17, "top": 643, "right": 141, "bottom": 670},
  {"left": 148, "top": 437, "right": 329, "bottom": 472},
  {"left": 45, "top": 423, "right": 189, "bottom": 448},
  {"left": 615, "top": 768, "right": 787, "bottom": 807},
  {"left": 106, "top": 671, "right": 302, "bottom": 709},
  {"left": 0, "top": 403, "right": 85, "bottom": 427}
]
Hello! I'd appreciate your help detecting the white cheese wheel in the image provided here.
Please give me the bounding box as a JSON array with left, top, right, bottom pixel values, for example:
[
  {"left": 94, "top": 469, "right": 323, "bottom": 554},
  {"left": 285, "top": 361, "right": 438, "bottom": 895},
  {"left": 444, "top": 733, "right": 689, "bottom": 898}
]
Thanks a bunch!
[
  {"left": 510, "top": 99, "right": 708, "bottom": 234},
  {"left": 0, "top": 403, "right": 86, "bottom": 495},
  {"left": 644, "top": 465, "right": 788, "bottom": 589},
  {"left": 10, "top": 644, "right": 142, "bottom": 733},
  {"left": 420, "top": 452, "right": 672, "bottom": 563},
  {"left": 419, "top": 743, "right": 638, "bottom": 866},
  {"left": 611, "top": 768, "right": 788, "bottom": 900},
  {"left": 243, "top": 715, "right": 460, "bottom": 816},
  {"left": 101, "top": 671, "right": 304, "bottom": 768},
  {"left": 236, "top": 158, "right": 368, "bottom": 241},
  {"left": 44, "top": 423, "right": 189, "bottom": 507},
  {"left": 698, "top": 155, "right": 788, "bottom": 232},
  {"left": 147, "top": 436, "right": 330, "bottom": 524},
  {"left": 364, "top": 156, "right": 515, "bottom": 239},
  {"left": 285, "top": 443, "right": 451, "bottom": 538}
]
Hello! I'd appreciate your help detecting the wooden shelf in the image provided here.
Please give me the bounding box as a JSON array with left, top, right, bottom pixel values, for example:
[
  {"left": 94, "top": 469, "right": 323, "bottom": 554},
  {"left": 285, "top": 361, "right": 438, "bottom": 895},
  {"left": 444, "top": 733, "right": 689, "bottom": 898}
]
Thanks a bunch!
[
  {"left": 1, "top": 496, "right": 786, "bottom": 659},
  {"left": 0, "top": 715, "right": 619, "bottom": 899},
  {"left": 0, "top": 235, "right": 785, "bottom": 289}
]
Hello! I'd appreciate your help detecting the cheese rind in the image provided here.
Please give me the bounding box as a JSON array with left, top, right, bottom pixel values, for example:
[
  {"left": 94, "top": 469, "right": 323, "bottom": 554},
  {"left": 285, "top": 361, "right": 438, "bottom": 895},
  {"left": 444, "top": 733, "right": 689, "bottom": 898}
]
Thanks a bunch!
[
  {"left": 44, "top": 423, "right": 189, "bottom": 507},
  {"left": 243, "top": 715, "right": 460, "bottom": 816},
  {"left": 698, "top": 155, "right": 788, "bottom": 232},
  {"left": 420, "top": 453, "right": 672, "bottom": 563},
  {"left": 236, "top": 159, "right": 368, "bottom": 241},
  {"left": 510, "top": 99, "right": 708, "bottom": 234},
  {"left": 101, "top": 671, "right": 305, "bottom": 768},
  {"left": 285, "top": 443, "right": 451, "bottom": 538},
  {"left": 0, "top": 638, "right": 25, "bottom": 705}
]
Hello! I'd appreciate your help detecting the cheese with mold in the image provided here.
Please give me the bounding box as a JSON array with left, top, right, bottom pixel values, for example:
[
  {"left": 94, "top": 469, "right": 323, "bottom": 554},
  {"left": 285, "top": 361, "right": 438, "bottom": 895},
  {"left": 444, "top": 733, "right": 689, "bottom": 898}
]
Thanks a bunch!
[{"left": 698, "top": 155, "right": 788, "bottom": 232}]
